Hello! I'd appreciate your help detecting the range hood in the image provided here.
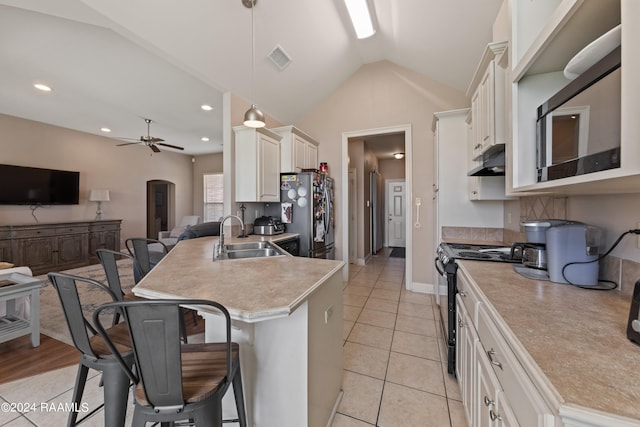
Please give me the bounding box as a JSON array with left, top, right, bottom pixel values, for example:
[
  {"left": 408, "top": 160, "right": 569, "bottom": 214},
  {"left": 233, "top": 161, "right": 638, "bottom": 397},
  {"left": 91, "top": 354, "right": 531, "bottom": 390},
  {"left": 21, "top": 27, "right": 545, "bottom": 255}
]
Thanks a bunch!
[{"left": 468, "top": 145, "right": 506, "bottom": 177}]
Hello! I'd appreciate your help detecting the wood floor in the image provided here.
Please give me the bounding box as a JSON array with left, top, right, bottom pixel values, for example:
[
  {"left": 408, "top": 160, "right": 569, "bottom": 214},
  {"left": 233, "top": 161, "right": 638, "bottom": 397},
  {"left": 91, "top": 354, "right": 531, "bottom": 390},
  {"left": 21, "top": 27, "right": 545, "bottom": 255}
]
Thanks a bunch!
[{"left": 0, "top": 310, "right": 205, "bottom": 385}]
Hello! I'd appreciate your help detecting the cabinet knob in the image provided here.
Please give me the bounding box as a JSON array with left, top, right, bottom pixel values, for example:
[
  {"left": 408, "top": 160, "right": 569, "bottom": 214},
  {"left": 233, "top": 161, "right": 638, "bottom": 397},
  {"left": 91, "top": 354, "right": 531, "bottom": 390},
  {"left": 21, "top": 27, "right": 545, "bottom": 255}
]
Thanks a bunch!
[
  {"left": 487, "top": 348, "right": 503, "bottom": 370},
  {"left": 483, "top": 395, "right": 494, "bottom": 407},
  {"left": 458, "top": 319, "right": 464, "bottom": 328},
  {"left": 459, "top": 290, "right": 467, "bottom": 298},
  {"left": 489, "top": 409, "right": 502, "bottom": 422}
]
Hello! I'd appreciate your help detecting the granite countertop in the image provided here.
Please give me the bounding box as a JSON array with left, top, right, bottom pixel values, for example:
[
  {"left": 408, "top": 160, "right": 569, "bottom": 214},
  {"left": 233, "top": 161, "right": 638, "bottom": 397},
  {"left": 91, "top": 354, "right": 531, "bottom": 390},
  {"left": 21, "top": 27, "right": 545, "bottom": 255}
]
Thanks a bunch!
[
  {"left": 458, "top": 260, "right": 640, "bottom": 421},
  {"left": 133, "top": 234, "right": 344, "bottom": 323}
]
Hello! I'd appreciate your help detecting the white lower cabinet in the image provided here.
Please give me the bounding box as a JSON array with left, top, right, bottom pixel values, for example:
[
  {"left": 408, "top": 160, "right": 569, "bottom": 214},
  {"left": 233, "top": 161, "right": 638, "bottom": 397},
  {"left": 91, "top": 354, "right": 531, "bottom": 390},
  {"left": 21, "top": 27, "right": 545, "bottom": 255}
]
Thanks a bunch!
[
  {"left": 476, "top": 343, "right": 520, "bottom": 427},
  {"left": 456, "top": 271, "right": 555, "bottom": 427},
  {"left": 457, "top": 294, "right": 479, "bottom": 427}
]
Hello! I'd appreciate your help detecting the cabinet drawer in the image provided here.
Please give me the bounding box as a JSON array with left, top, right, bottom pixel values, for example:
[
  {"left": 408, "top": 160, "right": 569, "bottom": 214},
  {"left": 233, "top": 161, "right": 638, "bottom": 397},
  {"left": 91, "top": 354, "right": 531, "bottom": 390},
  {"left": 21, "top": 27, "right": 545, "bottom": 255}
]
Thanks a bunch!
[
  {"left": 12, "top": 228, "right": 58, "bottom": 238},
  {"left": 89, "top": 224, "right": 118, "bottom": 232},
  {"left": 477, "top": 304, "right": 548, "bottom": 427},
  {"left": 457, "top": 271, "right": 481, "bottom": 323},
  {"left": 54, "top": 226, "right": 89, "bottom": 235}
]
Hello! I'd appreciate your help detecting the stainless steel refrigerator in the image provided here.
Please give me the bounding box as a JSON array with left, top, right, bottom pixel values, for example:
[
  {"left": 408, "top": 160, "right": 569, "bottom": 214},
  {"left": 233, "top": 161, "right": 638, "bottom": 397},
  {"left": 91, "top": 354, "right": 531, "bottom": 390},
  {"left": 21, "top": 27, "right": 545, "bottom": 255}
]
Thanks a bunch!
[{"left": 268, "top": 172, "right": 334, "bottom": 259}]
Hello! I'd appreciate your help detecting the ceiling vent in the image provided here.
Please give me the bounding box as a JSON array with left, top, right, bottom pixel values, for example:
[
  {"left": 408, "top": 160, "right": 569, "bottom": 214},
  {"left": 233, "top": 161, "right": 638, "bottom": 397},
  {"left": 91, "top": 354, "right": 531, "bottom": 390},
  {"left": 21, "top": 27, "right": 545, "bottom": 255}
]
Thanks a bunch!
[{"left": 267, "top": 45, "right": 292, "bottom": 71}]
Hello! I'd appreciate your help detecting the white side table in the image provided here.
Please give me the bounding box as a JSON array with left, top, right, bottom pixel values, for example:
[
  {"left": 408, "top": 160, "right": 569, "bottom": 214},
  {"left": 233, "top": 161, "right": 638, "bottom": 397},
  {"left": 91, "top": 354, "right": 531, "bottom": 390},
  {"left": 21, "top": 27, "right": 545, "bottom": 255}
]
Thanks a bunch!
[{"left": 0, "top": 272, "right": 42, "bottom": 347}]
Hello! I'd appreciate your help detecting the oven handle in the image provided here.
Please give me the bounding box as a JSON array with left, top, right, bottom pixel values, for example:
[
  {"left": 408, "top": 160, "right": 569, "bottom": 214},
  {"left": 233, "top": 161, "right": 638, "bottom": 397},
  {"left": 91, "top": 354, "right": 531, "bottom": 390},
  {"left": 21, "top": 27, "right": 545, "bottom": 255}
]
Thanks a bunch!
[{"left": 434, "top": 257, "right": 446, "bottom": 277}]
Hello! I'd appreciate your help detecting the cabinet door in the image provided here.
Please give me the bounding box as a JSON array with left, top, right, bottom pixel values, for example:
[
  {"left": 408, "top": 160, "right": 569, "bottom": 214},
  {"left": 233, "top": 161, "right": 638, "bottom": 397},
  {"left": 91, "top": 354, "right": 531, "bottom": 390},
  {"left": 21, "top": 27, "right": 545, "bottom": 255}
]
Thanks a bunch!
[
  {"left": 495, "top": 390, "right": 521, "bottom": 427},
  {"left": 259, "top": 133, "right": 281, "bottom": 202},
  {"left": 476, "top": 342, "right": 502, "bottom": 427},
  {"left": 0, "top": 239, "right": 11, "bottom": 262},
  {"left": 456, "top": 294, "right": 478, "bottom": 427},
  {"left": 306, "top": 142, "right": 318, "bottom": 170},
  {"left": 56, "top": 234, "right": 88, "bottom": 270},
  {"left": 480, "top": 61, "right": 495, "bottom": 151},
  {"left": 293, "top": 135, "right": 307, "bottom": 171},
  {"left": 18, "top": 237, "right": 56, "bottom": 274},
  {"left": 471, "top": 91, "right": 483, "bottom": 159}
]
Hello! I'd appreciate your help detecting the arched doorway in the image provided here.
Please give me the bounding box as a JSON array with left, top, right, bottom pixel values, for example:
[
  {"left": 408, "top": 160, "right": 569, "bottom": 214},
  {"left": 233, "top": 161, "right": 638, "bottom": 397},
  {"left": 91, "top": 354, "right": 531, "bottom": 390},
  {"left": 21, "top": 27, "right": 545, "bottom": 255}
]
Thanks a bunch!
[{"left": 146, "top": 180, "right": 175, "bottom": 239}]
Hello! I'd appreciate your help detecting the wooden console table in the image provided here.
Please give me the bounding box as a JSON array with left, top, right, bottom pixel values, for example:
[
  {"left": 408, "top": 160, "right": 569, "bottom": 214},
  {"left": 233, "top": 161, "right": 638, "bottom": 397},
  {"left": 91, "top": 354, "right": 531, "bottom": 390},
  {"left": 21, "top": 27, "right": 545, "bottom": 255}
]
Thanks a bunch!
[
  {"left": 0, "top": 220, "right": 122, "bottom": 275},
  {"left": 0, "top": 272, "right": 42, "bottom": 347}
]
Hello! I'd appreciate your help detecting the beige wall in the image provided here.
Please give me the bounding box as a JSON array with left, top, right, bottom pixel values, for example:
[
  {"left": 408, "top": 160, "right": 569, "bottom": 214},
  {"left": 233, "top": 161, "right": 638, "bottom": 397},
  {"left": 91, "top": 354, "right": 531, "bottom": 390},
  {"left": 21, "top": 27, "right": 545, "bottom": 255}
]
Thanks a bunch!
[
  {"left": 0, "top": 114, "right": 194, "bottom": 248},
  {"left": 295, "top": 60, "right": 469, "bottom": 286},
  {"left": 379, "top": 158, "right": 406, "bottom": 181}
]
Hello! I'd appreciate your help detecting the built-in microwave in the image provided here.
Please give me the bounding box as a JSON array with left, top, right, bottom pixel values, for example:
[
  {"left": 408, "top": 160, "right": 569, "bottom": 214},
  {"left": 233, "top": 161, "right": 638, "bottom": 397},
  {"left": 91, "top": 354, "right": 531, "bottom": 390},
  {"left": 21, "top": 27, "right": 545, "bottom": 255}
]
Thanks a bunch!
[{"left": 536, "top": 46, "right": 621, "bottom": 182}]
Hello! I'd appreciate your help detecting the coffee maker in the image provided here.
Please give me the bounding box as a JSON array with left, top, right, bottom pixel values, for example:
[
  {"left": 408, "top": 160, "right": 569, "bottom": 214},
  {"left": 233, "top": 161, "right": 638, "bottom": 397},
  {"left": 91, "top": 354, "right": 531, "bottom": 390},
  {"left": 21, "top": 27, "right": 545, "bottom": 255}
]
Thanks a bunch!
[{"left": 546, "top": 223, "right": 602, "bottom": 286}]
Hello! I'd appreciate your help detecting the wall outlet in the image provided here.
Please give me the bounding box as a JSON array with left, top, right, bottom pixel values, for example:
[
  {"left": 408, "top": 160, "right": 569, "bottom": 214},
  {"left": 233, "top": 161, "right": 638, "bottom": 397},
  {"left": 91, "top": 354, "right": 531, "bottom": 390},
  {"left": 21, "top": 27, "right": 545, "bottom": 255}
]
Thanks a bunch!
[{"left": 508, "top": 212, "right": 513, "bottom": 225}]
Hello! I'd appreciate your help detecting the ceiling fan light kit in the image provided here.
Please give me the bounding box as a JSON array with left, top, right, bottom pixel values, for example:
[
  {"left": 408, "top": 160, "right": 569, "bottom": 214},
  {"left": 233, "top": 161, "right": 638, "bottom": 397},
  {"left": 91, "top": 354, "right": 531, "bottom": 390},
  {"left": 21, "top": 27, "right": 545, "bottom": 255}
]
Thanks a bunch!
[{"left": 243, "top": 0, "right": 265, "bottom": 128}]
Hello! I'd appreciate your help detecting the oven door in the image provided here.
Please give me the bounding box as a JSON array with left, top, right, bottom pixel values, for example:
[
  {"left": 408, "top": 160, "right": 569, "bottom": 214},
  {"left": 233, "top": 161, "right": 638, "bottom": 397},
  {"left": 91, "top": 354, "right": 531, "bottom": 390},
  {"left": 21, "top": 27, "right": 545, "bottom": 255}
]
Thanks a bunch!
[{"left": 435, "top": 256, "right": 457, "bottom": 374}]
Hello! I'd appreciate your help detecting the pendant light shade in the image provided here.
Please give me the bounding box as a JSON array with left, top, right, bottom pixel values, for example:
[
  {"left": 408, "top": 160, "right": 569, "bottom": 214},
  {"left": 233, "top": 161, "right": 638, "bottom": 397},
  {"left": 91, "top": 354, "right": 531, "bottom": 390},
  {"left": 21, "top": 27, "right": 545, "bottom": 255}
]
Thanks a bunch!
[
  {"left": 243, "top": 0, "right": 265, "bottom": 128},
  {"left": 244, "top": 104, "right": 265, "bottom": 128}
]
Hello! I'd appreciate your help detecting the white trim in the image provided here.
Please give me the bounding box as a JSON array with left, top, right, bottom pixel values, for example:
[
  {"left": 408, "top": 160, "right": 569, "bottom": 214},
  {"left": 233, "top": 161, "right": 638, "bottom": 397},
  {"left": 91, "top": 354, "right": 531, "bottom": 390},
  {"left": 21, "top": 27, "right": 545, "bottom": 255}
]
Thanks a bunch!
[{"left": 341, "top": 124, "right": 413, "bottom": 289}]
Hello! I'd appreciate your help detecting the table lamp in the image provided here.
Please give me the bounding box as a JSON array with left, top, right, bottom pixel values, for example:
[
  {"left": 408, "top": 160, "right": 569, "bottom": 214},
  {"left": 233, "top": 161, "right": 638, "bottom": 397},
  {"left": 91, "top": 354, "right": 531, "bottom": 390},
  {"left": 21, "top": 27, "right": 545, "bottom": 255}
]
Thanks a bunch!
[{"left": 89, "top": 189, "right": 110, "bottom": 220}]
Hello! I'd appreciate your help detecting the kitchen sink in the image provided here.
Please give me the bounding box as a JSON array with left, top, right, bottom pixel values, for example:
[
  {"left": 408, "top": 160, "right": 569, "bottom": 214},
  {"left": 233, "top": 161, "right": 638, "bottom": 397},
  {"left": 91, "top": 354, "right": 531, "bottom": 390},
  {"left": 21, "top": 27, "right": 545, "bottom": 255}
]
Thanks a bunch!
[
  {"left": 214, "top": 241, "right": 285, "bottom": 260},
  {"left": 223, "top": 241, "right": 272, "bottom": 251}
]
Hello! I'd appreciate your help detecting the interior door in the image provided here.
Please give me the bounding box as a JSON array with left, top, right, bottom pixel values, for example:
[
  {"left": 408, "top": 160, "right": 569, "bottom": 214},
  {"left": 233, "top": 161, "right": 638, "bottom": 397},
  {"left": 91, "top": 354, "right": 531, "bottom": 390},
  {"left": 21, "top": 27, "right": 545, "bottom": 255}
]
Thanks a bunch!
[{"left": 387, "top": 180, "right": 406, "bottom": 247}]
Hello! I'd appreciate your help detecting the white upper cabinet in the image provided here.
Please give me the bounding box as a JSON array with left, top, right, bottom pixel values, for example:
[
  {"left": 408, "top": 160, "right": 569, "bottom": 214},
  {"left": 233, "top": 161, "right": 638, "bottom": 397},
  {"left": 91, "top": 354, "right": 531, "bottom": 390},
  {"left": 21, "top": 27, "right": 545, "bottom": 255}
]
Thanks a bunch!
[
  {"left": 510, "top": 0, "right": 639, "bottom": 194},
  {"left": 234, "top": 126, "right": 282, "bottom": 203},
  {"left": 467, "top": 41, "right": 507, "bottom": 160},
  {"left": 272, "top": 125, "right": 320, "bottom": 173}
]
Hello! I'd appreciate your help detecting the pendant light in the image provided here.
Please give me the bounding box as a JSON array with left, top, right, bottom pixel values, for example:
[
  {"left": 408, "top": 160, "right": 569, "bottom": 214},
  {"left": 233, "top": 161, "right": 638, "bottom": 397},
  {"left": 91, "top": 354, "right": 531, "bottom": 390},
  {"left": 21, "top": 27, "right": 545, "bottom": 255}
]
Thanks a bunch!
[{"left": 243, "top": 0, "right": 265, "bottom": 128}]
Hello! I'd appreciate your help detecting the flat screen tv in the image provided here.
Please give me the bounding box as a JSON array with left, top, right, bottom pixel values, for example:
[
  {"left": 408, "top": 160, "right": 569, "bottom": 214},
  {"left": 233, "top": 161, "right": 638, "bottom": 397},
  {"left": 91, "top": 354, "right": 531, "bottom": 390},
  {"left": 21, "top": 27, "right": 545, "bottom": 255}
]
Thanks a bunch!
[{"left": 0, "top": 164, "right": 80, "bottom": 205}]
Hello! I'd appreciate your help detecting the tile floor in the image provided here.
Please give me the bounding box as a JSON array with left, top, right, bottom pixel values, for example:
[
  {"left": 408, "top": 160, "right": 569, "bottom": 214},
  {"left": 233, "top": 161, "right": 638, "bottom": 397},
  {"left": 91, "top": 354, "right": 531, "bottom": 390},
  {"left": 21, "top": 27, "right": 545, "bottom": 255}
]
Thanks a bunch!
[
  {"left": 0, "top": 249, "right": 467, "bottom": 426},
  {"left": 332, "top": 249, "right": 467, "bottom": 427}
]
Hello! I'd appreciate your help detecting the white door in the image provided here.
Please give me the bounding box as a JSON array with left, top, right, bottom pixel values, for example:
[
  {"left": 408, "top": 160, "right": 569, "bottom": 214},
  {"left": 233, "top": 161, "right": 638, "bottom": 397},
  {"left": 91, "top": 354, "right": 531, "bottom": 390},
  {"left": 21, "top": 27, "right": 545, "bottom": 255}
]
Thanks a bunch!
[{"left": 386, "top": 180, "right": 406, "bottom": 247}]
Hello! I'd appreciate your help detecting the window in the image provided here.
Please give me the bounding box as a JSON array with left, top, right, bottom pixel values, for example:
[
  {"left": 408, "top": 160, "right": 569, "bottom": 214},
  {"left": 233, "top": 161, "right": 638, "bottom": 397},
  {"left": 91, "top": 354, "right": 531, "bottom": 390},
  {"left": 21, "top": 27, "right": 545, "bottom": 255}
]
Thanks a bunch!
[{"left": 203, "top": 173, "right": 224, "bottom": 222}]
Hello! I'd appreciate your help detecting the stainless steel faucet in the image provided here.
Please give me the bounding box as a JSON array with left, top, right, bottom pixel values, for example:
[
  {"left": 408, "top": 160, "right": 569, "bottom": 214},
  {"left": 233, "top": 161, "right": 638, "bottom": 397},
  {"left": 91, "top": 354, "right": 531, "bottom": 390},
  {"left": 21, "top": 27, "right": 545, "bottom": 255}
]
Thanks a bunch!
[{"left": 215, "top": 214, "right": 245, "bottom": 259}]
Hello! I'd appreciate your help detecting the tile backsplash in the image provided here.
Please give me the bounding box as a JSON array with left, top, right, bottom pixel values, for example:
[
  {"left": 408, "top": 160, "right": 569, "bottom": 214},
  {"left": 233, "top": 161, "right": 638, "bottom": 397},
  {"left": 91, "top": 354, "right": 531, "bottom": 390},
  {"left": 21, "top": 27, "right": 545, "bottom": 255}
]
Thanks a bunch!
[{"left": 441, "top": 195, "right": 639, "bottom": 296}]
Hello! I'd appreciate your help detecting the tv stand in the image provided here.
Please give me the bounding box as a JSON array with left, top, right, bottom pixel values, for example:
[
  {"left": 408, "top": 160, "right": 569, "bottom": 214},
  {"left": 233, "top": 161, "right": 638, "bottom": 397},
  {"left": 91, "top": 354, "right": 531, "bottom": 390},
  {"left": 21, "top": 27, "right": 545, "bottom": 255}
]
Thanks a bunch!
[{"left": 0, "top": 220, "right": 121, "bottom": 276}]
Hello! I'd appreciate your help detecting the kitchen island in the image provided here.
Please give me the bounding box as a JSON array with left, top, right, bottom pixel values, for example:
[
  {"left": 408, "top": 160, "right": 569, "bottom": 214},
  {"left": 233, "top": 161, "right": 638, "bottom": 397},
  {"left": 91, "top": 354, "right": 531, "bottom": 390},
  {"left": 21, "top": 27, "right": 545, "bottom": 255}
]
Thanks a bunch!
[
  {"left": 457, "top": 259, "right": 640, "bottom": 426},
  {"left": 133, "top": 234, "right": 345, "bottom": 427}
]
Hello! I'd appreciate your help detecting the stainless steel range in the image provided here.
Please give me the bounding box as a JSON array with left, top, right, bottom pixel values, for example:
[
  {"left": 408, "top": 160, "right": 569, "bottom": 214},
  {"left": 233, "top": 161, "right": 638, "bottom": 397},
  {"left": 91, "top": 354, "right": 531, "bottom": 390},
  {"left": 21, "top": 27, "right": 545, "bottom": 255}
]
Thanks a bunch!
[{"left": 434, "top": 242, "right": 518, "bottom": 374}]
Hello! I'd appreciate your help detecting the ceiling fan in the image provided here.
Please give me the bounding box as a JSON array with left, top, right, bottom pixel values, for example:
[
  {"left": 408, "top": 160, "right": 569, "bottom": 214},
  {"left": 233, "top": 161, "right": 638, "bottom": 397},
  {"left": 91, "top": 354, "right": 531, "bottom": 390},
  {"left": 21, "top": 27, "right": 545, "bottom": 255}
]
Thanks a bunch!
[{"left": 116, "top": 118, "right": 184, "bottom": 153}]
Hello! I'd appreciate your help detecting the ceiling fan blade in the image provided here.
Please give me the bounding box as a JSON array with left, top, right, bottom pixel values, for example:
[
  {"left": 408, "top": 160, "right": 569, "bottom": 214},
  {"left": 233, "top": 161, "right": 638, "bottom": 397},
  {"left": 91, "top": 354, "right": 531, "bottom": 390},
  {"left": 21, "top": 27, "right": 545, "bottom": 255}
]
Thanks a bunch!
[
  {"left": 157, "top": 142, "right": 185, "bottom": 151},
  {"left": 116, "top": 142, "right": 140, "bottom": 147},
  {"left": 150, "top": 144, "right": 161, "bottom": 153},
  {"left": 146, "top": 137, "right": 164, "bottom": 143}
]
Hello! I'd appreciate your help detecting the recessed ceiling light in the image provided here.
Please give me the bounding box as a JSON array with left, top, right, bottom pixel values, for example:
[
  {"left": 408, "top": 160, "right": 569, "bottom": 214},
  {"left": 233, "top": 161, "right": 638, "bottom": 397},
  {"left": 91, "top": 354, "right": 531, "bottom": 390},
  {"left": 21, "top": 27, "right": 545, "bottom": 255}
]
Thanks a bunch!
[
  {"left": 394, "top": 152, "right": 405, "bottom": 159},
  {"left": 33, "top": 83, "right": 52, "bottom": 92},
  {"left": 201, "top": 104, "right": 213, "bottom": 111},
  {"left": 100, "top": 127, "right": 111, "bottom": 133},
  {"left": 201, "top": 137, "right": 210, "bottom": 142}
]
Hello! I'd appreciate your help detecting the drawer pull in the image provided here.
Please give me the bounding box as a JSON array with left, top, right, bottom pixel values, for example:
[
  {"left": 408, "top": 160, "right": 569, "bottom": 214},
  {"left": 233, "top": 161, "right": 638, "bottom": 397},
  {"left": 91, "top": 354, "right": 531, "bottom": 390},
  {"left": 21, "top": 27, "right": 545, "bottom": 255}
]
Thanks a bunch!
[
  {"left": 489, "top": 409, "right": 502, "bottom": 421},
  {"left": 483, "top": 395, "right": 494, "bottom": 407},
  {"left": 487, "top": 348, "right": 503, "bottom": 370},
  {"left": 459, "top": 290, "right": 467, "bottom": 297}
]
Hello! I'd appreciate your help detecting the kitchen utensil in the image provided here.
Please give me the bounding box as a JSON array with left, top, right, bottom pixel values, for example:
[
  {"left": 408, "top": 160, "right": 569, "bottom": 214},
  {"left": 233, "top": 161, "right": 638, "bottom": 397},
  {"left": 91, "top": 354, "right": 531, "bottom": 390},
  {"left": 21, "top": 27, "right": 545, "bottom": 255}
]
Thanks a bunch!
[
  {"left": 253, "top": 216, "right": 285, "bottom": 235},
  {"left": 510, "top": 242, "right": 547, "bottom": 270},
  {"left": 627, "top": 280, "right": 640, "bottom": 346}
]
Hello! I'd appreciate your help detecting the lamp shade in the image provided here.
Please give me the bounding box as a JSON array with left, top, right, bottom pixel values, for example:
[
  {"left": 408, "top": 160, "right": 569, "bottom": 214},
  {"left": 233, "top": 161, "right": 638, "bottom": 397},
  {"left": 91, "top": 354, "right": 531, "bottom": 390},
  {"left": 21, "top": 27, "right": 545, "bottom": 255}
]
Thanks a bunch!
[
  {"left": 243, "top": 104, "right": 265, "bottom": 128},
  {"left": 89, "top": 189, "right": 110, "bottom": 202}
]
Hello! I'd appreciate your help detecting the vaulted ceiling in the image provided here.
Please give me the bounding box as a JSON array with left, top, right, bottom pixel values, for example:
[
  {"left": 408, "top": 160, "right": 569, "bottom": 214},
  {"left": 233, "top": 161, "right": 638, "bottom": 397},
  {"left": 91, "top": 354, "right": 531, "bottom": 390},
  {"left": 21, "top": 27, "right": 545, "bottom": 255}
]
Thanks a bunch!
[{"left": 0, "top": 0, "right": 503, "bottom": 155}]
